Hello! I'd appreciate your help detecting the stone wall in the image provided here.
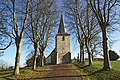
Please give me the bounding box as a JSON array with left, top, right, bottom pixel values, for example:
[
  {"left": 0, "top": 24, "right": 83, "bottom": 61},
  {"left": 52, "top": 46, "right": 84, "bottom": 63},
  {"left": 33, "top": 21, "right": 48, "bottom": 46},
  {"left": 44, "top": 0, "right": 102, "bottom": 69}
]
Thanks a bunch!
[
  {"left": 56, "top": 34, "right": 70, "bottom": 64},
  {"left": 46, "top": 48, "right": 57, "bottom": 65}
]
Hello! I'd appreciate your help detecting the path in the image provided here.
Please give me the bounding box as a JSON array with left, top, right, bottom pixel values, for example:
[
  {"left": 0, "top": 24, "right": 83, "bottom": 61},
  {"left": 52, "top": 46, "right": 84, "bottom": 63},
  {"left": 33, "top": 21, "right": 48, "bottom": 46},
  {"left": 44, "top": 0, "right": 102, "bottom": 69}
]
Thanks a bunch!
[{"left": 35, "top": 64, "right": 82, "bottom": 80}]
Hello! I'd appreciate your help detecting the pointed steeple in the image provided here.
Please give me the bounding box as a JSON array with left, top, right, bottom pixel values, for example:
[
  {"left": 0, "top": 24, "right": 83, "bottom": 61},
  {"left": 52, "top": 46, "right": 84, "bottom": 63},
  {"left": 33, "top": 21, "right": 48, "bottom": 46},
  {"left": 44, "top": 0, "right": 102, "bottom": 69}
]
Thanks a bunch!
[{"left": 58, "top": 14, "right": 65, "bottom": 33}]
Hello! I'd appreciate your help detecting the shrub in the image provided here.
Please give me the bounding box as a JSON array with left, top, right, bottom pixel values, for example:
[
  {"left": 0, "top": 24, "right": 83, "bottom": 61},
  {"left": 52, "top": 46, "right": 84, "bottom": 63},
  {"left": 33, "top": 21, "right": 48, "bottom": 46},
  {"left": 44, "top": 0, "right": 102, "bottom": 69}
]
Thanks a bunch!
[{"left": 109, "top": 50, "right": 119, "bottom": 61}]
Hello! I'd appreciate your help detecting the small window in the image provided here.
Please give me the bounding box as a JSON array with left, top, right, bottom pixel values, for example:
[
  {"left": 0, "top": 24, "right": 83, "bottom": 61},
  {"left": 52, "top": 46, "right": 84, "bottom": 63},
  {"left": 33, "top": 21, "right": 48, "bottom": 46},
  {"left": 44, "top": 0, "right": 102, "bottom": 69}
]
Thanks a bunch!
[{"left": 62, "top": 36, "right": 65, "bottom": 41}]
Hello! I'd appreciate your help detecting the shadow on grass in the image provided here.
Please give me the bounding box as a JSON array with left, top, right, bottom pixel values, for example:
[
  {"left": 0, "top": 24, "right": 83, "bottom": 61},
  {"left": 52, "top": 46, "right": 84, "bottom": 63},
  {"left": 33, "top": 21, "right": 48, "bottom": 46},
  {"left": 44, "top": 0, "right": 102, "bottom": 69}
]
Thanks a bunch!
[
  {"left": 74, "top": 63, "right": 89, "bottom": 68},
  {"left": 74, "top": 63, "right": 105, "bottom": 76},
  {"left": 0, "top": 74, "right": 13, "bottom": 80},
  {"left": 89, "top": 69, "right": 103, "bottom": 75}
]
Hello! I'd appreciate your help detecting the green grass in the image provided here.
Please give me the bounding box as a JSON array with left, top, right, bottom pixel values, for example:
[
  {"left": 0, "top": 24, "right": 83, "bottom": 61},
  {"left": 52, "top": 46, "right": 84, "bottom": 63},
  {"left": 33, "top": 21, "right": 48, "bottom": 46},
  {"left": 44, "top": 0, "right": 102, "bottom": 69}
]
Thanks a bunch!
[
  {"left": 0, "top": 65, "right": 50, "bottom": 80},
  {"left": 72, "top": 60, "right": 120, "bottom": 80},
  {"left": 70, "top": 63, "right": 91, "bottom": 80},
  {"left": 0, "top": 68, "right": 13, "bottom": 80},
  {"left": 0, "top": 61, "right": 120, "bottom": 80}
]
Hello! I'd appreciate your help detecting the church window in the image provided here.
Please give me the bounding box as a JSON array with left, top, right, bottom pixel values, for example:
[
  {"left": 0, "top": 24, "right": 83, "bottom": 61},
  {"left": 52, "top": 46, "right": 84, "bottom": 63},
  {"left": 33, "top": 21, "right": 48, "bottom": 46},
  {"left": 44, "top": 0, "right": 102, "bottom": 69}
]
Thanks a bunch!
[{"left": 62, "top": 36, "right": 65, "bottom": 41}]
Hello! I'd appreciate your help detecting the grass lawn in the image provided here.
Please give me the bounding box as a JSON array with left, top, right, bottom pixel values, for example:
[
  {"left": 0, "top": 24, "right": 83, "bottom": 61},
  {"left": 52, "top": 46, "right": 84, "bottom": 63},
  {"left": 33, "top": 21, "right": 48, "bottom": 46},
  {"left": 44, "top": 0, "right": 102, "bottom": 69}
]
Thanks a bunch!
[
  {"left": 71, "top": 60, "right": 120, "bottom": 80},
  {"left": 0, "top": 61, "right": 120, "bottom": 80},
  {"left": 0, "top": 66, "right": 50, "bottom": 79}
]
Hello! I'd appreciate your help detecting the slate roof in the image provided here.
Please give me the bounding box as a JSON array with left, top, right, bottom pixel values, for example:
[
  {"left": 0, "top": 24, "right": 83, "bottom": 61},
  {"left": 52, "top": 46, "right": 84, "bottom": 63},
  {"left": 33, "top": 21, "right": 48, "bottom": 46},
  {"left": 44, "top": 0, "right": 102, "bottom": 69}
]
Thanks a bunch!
[{"left": 58, "top": 14, "right": 65, "bottom": 33}]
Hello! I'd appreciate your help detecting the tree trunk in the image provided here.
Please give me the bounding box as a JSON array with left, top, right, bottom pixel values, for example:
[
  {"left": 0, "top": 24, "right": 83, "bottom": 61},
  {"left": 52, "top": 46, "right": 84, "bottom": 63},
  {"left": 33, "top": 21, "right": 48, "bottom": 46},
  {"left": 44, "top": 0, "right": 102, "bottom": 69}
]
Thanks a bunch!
[
  {"left": 82, "top": 50, "right": 85, "bottom": 63},
  {"left": 87, "top": 47, "right": 92, "bottom": 65},
  {"left": 32, "top": 42, "right": 38, "bottom": 69},
  {"left": 85, "top": 39, "right": 92, "bottom": 65},
  {"left": 42, "top": 55, "right": 45, "bottom": 66},
  {"left": 80, "top": 43, "right": 84, "bottom": 63},
  {"left": 79, "top": 47, "right": 82, "bottom": 63},
  {"left": 40, "top": 50, "right": 45, "bottom": 67},
  {"left": 13, "top": 39, "right": 22, "bottom": 75},
  {"left": 102, "top": 27, "right": 111, "bottom": 70},
  {"left": 92, "top": 51, "right": 94, "bottom": 61}
]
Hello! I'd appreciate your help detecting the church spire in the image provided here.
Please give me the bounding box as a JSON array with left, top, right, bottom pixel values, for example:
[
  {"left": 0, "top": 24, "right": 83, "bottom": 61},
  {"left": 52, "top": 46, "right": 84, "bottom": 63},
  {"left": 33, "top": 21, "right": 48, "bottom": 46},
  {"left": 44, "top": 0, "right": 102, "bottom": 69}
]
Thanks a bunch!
[{"left": 58, "top": 14, "right": 65, "bottom": 33}]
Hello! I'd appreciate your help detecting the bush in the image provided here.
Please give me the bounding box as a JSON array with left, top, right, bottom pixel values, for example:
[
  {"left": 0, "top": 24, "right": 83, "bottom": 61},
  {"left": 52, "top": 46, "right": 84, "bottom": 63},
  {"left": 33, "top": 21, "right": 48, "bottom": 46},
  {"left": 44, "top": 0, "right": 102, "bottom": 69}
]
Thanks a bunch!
[{"left": 109, "top": 50, "right": 119, "bottom": 61}]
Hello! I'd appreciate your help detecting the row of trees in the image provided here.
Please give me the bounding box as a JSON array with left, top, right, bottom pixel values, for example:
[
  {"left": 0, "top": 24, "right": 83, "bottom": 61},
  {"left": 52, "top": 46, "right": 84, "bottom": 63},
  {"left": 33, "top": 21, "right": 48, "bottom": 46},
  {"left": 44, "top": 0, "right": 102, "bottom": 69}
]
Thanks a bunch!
[
  {"left": 0, "top": 0, "right": 58, "bottom": 75},
  {"left": 64, "top": 0, "right": 120, "bottom": 70},
  {"left": 25, "top": 0, "right": 58, "bottom": 70},
  {"left": 0, "top": 0, "right": 119, "bottom": 75}
]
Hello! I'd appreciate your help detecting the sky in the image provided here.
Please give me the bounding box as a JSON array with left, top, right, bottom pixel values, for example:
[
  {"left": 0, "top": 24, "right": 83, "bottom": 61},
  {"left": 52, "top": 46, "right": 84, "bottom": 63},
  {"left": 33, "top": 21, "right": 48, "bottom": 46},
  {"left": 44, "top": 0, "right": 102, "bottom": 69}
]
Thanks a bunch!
[
  {"left": 0, "top": 0, "right": 120, "bottom": 67},
  {"left": 1, "top": 28, "right": 120, "bottom": 67}
]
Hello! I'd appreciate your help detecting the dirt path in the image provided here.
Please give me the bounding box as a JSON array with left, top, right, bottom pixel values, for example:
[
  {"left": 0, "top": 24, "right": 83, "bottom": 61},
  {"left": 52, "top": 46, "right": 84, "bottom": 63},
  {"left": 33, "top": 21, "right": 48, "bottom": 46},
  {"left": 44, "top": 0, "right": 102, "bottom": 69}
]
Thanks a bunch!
[{"left": 35, "top": 64, "right": 82, "bottom": 80}]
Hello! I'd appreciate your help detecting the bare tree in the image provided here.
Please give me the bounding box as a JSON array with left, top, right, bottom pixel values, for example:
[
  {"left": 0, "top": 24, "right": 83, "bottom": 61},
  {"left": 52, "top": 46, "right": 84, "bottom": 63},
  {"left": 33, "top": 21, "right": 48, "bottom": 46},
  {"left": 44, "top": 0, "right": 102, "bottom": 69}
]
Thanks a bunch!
[
  {"left": 12, "top": 0, "right": 30, "bottom": 75},
  {"left": 87, "top": 0, "right": 120, "bottom": 70},
  {"left": 0, "top": 6, "right": 12, "bottom": 57},
  {"left": 76, "top": 0, "right": 101, "bottom": 65},
  {"left": 0, "top": 59, "right": 11, "bottom": 70},
  {"left": 64, "top": 0, "right": 85, "bottom": 63},
  {"left": 38, "top": 0, "right": 58, "bottom": 67},
  {"left": 0, "top": 19, "right": 12, "bottom": 52},
  {"left": 0, "top": 0, "right": 30, "bottom": 75},
  {"left": 25, "top": 0, "right": 39, "bottom": 69},
  {"left": 25, "top": 0, "right": 58, "bottom": 68},
  {"left": 90, "top": 35, "right": 102, "bottom": 60},
  {"left": 64, "top": 0, "right": 101, "bottom": 65}
]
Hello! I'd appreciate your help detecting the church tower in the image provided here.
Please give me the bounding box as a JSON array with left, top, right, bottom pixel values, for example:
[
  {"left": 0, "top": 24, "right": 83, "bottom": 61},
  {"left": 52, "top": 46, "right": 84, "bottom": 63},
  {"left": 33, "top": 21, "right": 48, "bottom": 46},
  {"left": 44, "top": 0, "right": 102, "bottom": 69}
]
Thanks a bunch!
[{"left": 56, "top": 15, "right": 71, "bottom": 64}]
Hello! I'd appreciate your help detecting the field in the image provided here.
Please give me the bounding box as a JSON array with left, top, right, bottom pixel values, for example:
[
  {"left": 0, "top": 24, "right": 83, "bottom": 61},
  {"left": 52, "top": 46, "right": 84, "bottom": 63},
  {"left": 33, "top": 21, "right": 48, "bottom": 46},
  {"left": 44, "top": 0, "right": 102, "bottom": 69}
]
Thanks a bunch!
[{"left": 0, "top": 60, "right": 120, "bottom": 80}]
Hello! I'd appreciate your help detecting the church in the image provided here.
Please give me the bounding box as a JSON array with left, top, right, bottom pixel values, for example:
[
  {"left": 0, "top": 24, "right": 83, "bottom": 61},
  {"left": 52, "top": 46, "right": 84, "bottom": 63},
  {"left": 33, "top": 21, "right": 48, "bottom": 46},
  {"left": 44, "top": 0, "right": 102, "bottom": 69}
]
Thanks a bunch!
[{"left": 46, "top": 15, "right": 71, "bottom": 64}]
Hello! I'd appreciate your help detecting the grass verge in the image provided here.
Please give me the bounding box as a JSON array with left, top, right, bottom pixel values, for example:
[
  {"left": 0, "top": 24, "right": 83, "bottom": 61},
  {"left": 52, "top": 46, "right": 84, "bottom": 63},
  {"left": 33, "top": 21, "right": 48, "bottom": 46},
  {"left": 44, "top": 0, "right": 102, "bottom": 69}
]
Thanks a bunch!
[{"left": 72, "top": 60, "right": 120, "bottom": 80}]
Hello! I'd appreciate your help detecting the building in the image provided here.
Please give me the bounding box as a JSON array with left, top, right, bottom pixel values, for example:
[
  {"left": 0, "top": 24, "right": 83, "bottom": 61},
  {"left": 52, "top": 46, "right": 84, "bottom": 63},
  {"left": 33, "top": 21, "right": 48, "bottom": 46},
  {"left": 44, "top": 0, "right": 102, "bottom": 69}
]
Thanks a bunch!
[{"left": 46, "top": 15, "right": 71, "bottom": 64}]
